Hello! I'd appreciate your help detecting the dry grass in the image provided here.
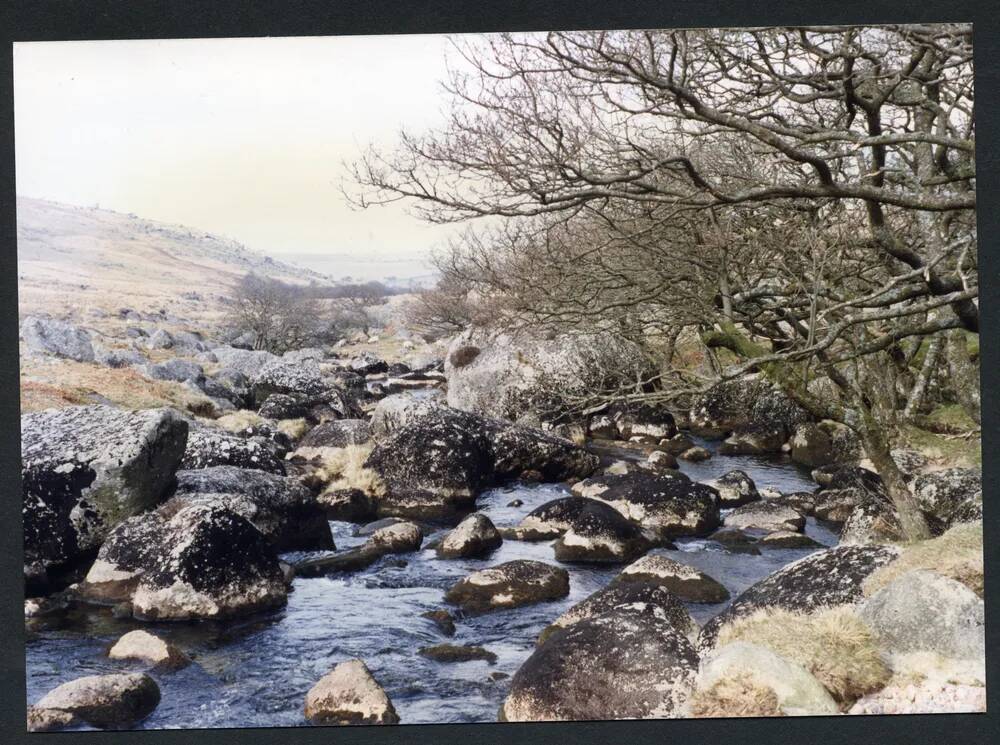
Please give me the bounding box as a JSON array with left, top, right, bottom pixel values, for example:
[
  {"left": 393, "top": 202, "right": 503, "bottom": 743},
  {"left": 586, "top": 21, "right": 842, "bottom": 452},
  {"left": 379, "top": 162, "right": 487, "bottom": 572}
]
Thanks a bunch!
[
  {"left": 215, "top": 410, "right": 266, "bottom": 433},
  {"left": 688, "top": 672, "right": 784, "bottom": 718},
  {"left": 277, "top": 417, "right": 310, "bottom": 441},
  {"left": 716, "top": 606, "right": 890, "bottom": 705},
  {"left": 862, "top": 521, "right": 983, "bottom": 598},
  {"left": 315, "top": 443, "right": 386, "bottom": 497}
]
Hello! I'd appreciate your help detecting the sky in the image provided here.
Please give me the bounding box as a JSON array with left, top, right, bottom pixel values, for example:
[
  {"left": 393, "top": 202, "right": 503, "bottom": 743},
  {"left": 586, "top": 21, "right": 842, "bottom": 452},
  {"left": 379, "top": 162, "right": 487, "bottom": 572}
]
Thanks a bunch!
[{"left": 13, "top": 34, "right": 468, "bottom": 279}]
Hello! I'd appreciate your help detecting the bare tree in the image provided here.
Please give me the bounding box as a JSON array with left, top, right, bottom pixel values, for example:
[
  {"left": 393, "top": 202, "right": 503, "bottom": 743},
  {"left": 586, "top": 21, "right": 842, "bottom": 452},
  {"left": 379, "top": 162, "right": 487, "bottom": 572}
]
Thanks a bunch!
[{"left": 226, "top": 273, "right": 332, "bottom": 353}]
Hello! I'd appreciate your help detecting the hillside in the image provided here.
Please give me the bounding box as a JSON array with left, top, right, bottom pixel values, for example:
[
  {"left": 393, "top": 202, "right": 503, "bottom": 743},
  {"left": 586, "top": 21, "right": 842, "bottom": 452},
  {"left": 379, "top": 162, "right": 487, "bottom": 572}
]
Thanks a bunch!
[{"left": 16, "top": 196, "right": 331, "bottom": 324}]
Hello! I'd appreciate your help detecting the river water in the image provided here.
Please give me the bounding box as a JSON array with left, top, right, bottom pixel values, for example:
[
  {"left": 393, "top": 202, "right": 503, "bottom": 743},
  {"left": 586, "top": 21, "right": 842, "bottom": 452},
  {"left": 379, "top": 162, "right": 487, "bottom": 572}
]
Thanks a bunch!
[{"left": 25, "top": 436, "right": 837, "bottom": 729}]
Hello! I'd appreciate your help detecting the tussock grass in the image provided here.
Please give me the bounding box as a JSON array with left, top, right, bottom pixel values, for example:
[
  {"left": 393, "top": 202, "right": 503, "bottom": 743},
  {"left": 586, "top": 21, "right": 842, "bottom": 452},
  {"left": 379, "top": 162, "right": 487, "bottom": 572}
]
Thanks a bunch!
[
  {"left": 316, "top": 443, "right": 386, "bottom": 497},
  {"left": 863, "top": 521, "right": 983, "bottom": 598},
  {"left": 276, "top": 417, "right": 309, "bottom": 441},
  {"left": 716, "top": 606, "right": 890, "bottom": 705},
  {"left": 215, "top": 410, "right": 265, "bottom": 433},
  {"left": 688, "top": 672, "right": 784, "bottom": 718}
]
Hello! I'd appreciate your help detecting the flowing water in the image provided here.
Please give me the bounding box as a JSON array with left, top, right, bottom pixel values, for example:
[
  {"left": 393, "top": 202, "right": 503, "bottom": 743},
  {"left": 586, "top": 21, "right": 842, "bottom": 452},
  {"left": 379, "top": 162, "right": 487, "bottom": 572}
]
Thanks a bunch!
[{"left": 25, "top": 435, "right": 838, "bottom": 729}]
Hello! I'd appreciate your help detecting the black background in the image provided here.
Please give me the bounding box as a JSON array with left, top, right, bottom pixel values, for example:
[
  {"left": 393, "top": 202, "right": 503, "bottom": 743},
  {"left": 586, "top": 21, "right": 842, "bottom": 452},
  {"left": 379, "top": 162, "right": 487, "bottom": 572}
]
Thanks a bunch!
[{"left": 0, "top": 2, "right": 996, "bottom": 744}]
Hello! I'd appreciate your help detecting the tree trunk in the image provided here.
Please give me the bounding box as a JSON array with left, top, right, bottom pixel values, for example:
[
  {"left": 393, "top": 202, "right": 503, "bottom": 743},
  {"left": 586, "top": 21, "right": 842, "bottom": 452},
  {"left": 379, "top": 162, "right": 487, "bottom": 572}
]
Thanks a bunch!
[
  {"left": 945, "top": 330, "right": 981, "bottom": 424},
  {"left": 903, "top": 335, "right": 943, "bottom": 420}
]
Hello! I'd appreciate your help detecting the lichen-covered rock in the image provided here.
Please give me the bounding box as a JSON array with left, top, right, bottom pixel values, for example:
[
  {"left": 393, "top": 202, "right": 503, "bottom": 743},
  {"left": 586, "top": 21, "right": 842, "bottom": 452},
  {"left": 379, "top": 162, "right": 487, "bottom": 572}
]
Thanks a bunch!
[
  {"left": 912, "top": 468, "right": 983, "bottom": 535},
  {"left": 502, "top": 605, "right": 698, "bottom": 721},
  {"left": 317, "top": 488, "right": 378, "bottom": 522},
  {"left": 171, "top": 466, "right": 333, "bottom": 551},
  {"left": 79, "top": 501, "right": 286, "bottom": 620},
  {"left": 789, "top": 421, "right": 861, "bottom": 468},
  {"left": 693, "top": 642, "right": 838, "bottom": 716},
  {"left": 180, "top": 422, "right": 285, "bottom": 474},
  {"left": 612, "top": 554, "right": 729, "bottom": 603},
  {"left": 94, "top": 345, "right": 145, "bottom": 368},
  {"left": 437, "top": 513, "right": 502, "bottom": 559},
  {"left": 768, "top": 491, "right": 817, "bottom": 516},
  {"left": 839, "top": 494, "right": 903, "bottom": 546},
  {"left": 572, "top": 471, "right": 720, "bottom": 538},
  {"left": 304, "top": 659, "right": 399, "bottom": 725},
  {"left": 141, "top": 358, "right": 204, "bottom": 383},
  {"left": 367, "top": 521, "right": 423, "bottom": 554},
  {"left": 552, "top": 501, "right": 652, "bottom": 564},
  {"left": 20, "top": 316, "right": 95, "bottom": 361},
  {"left": 349, "top": 352, "right": 389, "bottom": 375},
  {"left": 709, "top": 528, "right": 761, "bottom": 554},
  {"left": 418, "top": 644, "right": 497, "bottom": 664},
  {"left": 602, "top": 401, "right": 677, "bottom": 441},
  {"left": 31, "top": 673, "right": 160, "bottom": 729},
  {"left": 445, "top": 560, "right": 570, "bottom": 613},
  {"left": 724, "top": 501, "right": 806, "bottom": 533},
  {"left": 444, "top": 327, "right": 655, "bottom": 423},
  {"left": 647, "top": 450, "right": 678, "bottom": 471},
  {"left": 698, "top": 545, "right": 900, "bottom": 652},
  {"left": 108, "top": 630, "right": 190, "bottom": 669},
  {"left": 210, "top": 368, "right": 253, "bottom": 408},
  {"left": 300, "top": 419, "right": 372, "bottom": 449},
  {"left": 22, "top": 405, "right": 188, "bottom": 576},
  {"left": 859, "top": 569, "right": 985, "bottom": 661},
  {"left": 706, "top": 470, "right": 760, "bottom": 508},
  {"left": 539, "top": 581, "right": 698, "bottom": 645},
  {"left": 516, "top": 497, "right": 603, "bottom": 540},
  {"left": 489, "top": 424, "right": 599, "bottom": 482},
  {"left": 680, "top": 446, "right": 712, "bottom": 462},
  {"left": 688, "top": 375, "right": 810, "bottom": 440},
  {"left": 759, "top": 531, "right": 823, "bottom": 549},
  {"left": 250, "top": 359, "right": 329, "bottom": 404},
  {"left": 719, "top": 425, "right": 786, "bottom": 455},
  {"left": 848, "top": 681, "right": 986, "bottom": 715}
]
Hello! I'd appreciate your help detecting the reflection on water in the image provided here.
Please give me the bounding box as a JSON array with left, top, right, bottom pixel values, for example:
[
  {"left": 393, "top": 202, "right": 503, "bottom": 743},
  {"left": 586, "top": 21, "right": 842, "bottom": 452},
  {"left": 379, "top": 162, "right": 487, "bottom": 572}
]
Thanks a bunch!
[{"left": 25, "top": 435, "right": 837, "bottom": 728}]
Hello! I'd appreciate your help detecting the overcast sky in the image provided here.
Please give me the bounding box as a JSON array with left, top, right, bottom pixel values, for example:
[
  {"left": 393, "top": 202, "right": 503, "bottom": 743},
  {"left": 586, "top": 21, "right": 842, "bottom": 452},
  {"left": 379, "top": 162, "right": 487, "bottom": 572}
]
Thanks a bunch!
[{"left": 14, "top": 34, "right": 466, "bottom": 275}]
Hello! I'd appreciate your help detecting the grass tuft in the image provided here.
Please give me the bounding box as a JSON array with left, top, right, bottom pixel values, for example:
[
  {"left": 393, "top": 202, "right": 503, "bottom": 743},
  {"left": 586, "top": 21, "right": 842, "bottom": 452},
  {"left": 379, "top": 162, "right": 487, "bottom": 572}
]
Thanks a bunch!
[
  {"left": 316, "top": 443, "right": 386, "bottom": 497},
  {"left": 688, "top": 672, "right": 784, "bottom": 718}
]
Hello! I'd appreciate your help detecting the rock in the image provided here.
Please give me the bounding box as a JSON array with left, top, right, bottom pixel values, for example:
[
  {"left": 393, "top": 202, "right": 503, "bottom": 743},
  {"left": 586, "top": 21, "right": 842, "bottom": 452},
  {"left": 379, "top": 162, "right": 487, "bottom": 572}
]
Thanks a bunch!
[
  {"left": 724, "top": 501, "right": 805, "bottom": 533},
  {"left": 22, "top": 406, "right": 188, "bottom": 575},
  {"left": 612, "top": 554, "right": 729, "bottom": 603},
  {"left": 507, "top": 499, "right": 524, "bottom": 508},
  {"left": 368, "top": 521, "right": 423, "bottom": 554},
  {"left": 759, "top": 531, "right": 824, "bottom": 549},
  {"left": 171, "top": 466, "right": 333, "bottom": 551},
  {"left": 489, "top": 423, "right": 599, "bottom": 482},
  {"left": 516, "top": 496, "right": 600, "bottom": 540},
  {"left": 32, "top": 673, "right": 160, "bottom": 729},
  {"left": 789, "top": 421, "right": 861, "bottom": 468},
  {"left": 353, "top": 517, "right": 407, "bottom": 536},
  {"left": 539, "top": 581, "right": 698, "bottom": 645},
  {"left": 249, "top": 359, "right": 329, "bottom": 403},
  {"left": 912, "top": 468, "right": 983, "bottom": 535},
  {"left": 94, "top": 346, "right": 145, "bottom": 368},
  {"left": 587, "top": 413, "right": 619, "bottom": 440},
  {"left": 839, "top": 494, "right": 903, "bottom": 546},
  {"left": 421, "top": 609, "right": 456, "bottom": 636},
  {"left": 437, "top": 513, "right": 503, "bottom": 559},
  {"left": 688, "top": 375, "right": 810, "bottom": 440},
  {"left": 698, "top": 545, "right": 900, "bottom": 651},
  {"left": 719, "top": 425, "right": 786, "bottom": 455},
  {"left": 679, "top": 446, "right": 711, "bottom": 462},
  {"left": 768, "top": 491, "right": 816, "bottom": 516},
  {"left": 300, "top": 419, "right": 372, "bottom": 449},
  {"left": 141, "top": 358, "right": 204, "bottom": 383},
  {"left": 572, "top": 471, "right": 720, "bottom": 538},
  {"left": 27, "top": 705, "right": 78, "bottom": 732},
  {"left": 20, "top": 316, "right": 95, "bottom": 361},
  {"left": 859, "top": 569, "right": 985, "bottom": 660},
  {"left": 709, "top": 528, "right": 761, "bottom": 554},
  {"left": 419, "top": 644, "right": 497, "bottom": 664},
  {"left": 349, "top": 353, "right": 389, "bottom": 375},
  {"left": 604, "top": 401, "right": 677, "bottom": 441},
  {"left": 694, "top": 642, "right": 838, "bottom": 716},
  {"left": 813, "top": 489, "right": 863, "bottom": 524},
  {"left": 212, "top": 346, "right": 280, "bottom": 378},
  {"left": 552, "top": 500, "right": 652, "bottom": 563},
  {"left": 108, "top": 630, "right": 190, "bottom": 669},
  {"left": 848, "top": 681, "right": 986, "bottom": 715},
  {"left": 210, "top": 368, "right": 252, "bottom": 408},
  {"left": 283, "top": 347, "right": 325, "bottom": 363},
  {"left": 304, "top": 660, "right": 399, "bottom": 725},
  {"left": 318, "top": 488, "right": 378, "bottom": 523},
  {"left": 147, "top": 328, "right": 175, "bottom": 349},
  {"left": 258, "top": 393, "right": 311, "bottom": 420},
  {"left": 647, "top": 450, "right": 678, "bottom": 470},
  {"left": 79, "top": 501, "right": 287, "bottom": 620},
  {"left": 180, "top": 422, "right": 285, "bottom": 474},
  {"left": 445, "top": 560, "right": 570, "bottom": 613},
  {"left": 705, "top": 470, "right": 760, "bottom": 508},
  {"left": 502, "top": 605, "right": 698, "bottom": 721},
  {"left": 444, "top": 327, "right": 655, "bottom": 423}
]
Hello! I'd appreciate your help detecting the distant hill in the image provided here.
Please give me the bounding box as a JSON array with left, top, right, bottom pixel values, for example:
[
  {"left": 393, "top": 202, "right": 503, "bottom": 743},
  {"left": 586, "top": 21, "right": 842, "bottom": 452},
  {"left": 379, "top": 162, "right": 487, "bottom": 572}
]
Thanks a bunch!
[{"left": 16, "top": 196, "right": 333, "bottom": 322}]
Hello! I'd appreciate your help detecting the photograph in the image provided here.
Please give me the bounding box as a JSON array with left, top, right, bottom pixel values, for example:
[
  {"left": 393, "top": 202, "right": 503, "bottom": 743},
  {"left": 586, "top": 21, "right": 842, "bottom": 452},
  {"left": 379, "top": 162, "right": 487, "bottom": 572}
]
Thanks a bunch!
[{"left": 14, "top": 22, "right": 985, "bottom": 732}]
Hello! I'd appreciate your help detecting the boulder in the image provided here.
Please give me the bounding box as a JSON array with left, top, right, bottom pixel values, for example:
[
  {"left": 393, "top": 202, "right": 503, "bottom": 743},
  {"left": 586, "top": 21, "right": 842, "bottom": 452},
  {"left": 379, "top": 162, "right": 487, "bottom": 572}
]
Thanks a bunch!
[
  {"left": 572, "top": 471, "right": 720, "bottom": 538},
  {"left": 367, "top": 521, "right": 423, "bottom": 554},
  {"left": 180, "top": 422, "right": 285, "bottom": 474},
  {"left": 603, "top": 401, "right": 677, "bottom": 441},
  {"left": 539, "top": 581, "right": 698, "bottom": 645},
  {"left": 31, "top": 673, "right": 160, "bottom": 729},
  {"left": 317, "top": 488, "right": 378, "bottom": 523},
  {"left": 709, "top": 529, "right": 761, "bottom": 554},
  {"left": 444, "top": 327, "right": 655, "bottom": 423},
  {"left": 705, "top": 470, "right": 760, "bottom": 508},
  {"left": 212, "top": 346, "right": 280, "bottom": 378},
  {"left": 724, "top": 501, "right": 805, "bottom": 533},
  {"left": 445, "top": 560, "right": 570, "bottom": 613},
  {"left": 912, "top": 468, "right": 983, "bottom": 535},
  {"left": 552, "top": 500, "right": 652, "bottom": 563},
  {"left": 688, "top": 375, "right": 810, "bottom": 440},
  {"left": 22, "top": 406, "right": 188, "bottom": 576},
  {"left": 789, "top": 421, "right": 861, "bottom": 468},
  {"left": 502, "top": 605, "right": 698, "bottom": 721},
  {"left": 20, "top": 316, "right": 95, "bottom": 361},
  {"left": 768, "top": 491, "right": 816, "bottom": 516},
  {"left": 839, "top": 494, "right": 903, "bottom": 546},
  {"left": 612, "top": 554, "right": 729, "bottom": 603},
  {"left": 304, "top": 660, "right": 399, "bottom": 725},
  {"left": 146, "top": 329, "right": 175, "bottom": 349},
  {"left": 698, "top": 545, "right": 900, "bottom": 651},
  {"left": 94, "top": 346, "right": 145, "bottom": 368},
  {"left": 693, "top": 642, "right": 838, "bottom": 716},
  {"left": 516, "top": 497, "right": 603, "bottom": 540},
  {"left": 421, "top": 609, "right": 456, "bottom": 636},
  {"left": 859, "top": 569, "right": 985, "bottom": 661},
  {"left": 759, "top": 531, "right": 824, "bottom": 549},
  {"left": 418, "top": 644, "right": 497, "bottom": 664},
  {"left": 211, "top": 368, "right": 253, "bottom": 407},
  {"left": 78, "top": 501, "right": 287, "bottom": 620},
  {"left": 489, "top": 424, "right": 599, "bottom": 482},
  {"left": 437, "top": 513, "right": 503, "bottom": 559},
  {"left": 108, "top": 630, "right": 190, "bottom": 669},
  {"left": 171, "top": 466, "right": 333, "bottom": 551},
  {"left": 647, "top": 450, "right": 678, "bottom": 471},
  {"left": 719, "top": 425, "right": 786, "bottom": 455},
  {"left": 659, "top": 433, "right": 696, "bottom": 455},
  {"left": 300, "top": 419, "right": 372, "bottom": 449},
  {"left": 141, "top": 359, "right": 204, "bottom": 383},
  {"left": 679, "top": 446, "right": 711, "bottom": 462},
  {"left": 349, "top": 353, "right": 389, "bottom": 375},
  {"left": 249, "top": 359, "right": 329, "bottom": 403},
  {"left": 848, "top": 681, "right": 986, "bottom": 715}
]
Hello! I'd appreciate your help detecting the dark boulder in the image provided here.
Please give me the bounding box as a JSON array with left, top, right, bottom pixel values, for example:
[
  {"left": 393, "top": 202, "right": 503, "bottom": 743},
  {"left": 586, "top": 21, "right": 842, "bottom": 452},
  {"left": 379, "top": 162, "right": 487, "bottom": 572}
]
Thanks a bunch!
[
  {"left": 20, "top": 316, "right": 95, "bottom": 362},
  {"left": 912, "top": 468, "right": 983, "bottom": 535},
  {"left": 445, "top": 560, "right": 570, "bottom": 613},
  {"left": 180, "top": 423, "right": 285, "bottom": 474},
  {"left": 719, "top": 424, "right": 787, "bottom": 455},
  {"left": 705, "top": 470, "right": 760, "bottom": 508},
  {"left": 437, "top": 513, "right": 503, "bottom": 559},
  {"left": 418, "top": 644, "right": 497, "bottom": 664},
  {"left": 300, "top": 419, "right": 372, "bottom": 449},
  {"left": 611, "top": 554, "right": 729, "bottom": 603},
  {"left": 29, "top": 673, "right": 160, "bottom": 730},
  {"left": 318, "top": 488, "right": 378, "bottom": 522},
  {"left": 552, "top": 501, "right": 652, "bottom": 564},
  {"left": 723, "top": 500, "right": 806, "bottom": 533},
  {"left": 688, "top": 375, "right": 810, "bottom": 440}
]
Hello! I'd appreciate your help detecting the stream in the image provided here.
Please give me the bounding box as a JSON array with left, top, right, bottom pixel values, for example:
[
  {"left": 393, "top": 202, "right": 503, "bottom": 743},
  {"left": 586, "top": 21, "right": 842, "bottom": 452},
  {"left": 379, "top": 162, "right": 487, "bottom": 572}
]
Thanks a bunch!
[{"left": 25, "top": 434, "right": 837, "bottom": 729}]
